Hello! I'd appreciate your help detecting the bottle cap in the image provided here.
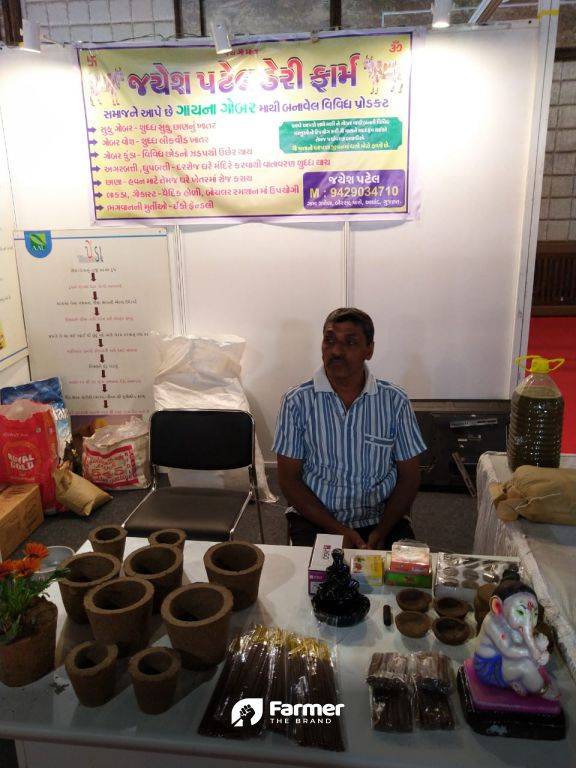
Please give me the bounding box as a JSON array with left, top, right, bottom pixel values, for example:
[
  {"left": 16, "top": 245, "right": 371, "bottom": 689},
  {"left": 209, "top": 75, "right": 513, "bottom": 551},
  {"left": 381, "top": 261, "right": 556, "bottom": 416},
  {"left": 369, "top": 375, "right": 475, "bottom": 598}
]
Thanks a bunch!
[{"left": 515, "top": 355, "right": 564, "bottom": 374}]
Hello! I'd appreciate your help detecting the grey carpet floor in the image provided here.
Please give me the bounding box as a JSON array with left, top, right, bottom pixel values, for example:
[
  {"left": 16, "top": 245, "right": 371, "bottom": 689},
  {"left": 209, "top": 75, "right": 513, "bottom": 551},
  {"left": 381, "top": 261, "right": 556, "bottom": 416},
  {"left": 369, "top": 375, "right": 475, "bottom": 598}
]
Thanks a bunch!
[
  {"left": 21, "top": 469, "right": 477, "bottom": 554},
  {"left": 1, "top": 473, "right": 476, "bottom": 767}
]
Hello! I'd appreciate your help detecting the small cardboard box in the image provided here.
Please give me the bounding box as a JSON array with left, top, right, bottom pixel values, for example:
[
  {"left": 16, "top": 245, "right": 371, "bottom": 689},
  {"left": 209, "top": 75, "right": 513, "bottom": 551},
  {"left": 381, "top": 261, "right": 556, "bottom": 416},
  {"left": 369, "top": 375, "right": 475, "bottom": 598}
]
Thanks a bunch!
[
  {"left": 308, "top": 533, "right": 344, "bottom": 594},
  {"left": 351, "top": 554, "right": 384, "bottom": 587},
  {"left": 0, "top": 484, "right": 43, "bottom": 559}
]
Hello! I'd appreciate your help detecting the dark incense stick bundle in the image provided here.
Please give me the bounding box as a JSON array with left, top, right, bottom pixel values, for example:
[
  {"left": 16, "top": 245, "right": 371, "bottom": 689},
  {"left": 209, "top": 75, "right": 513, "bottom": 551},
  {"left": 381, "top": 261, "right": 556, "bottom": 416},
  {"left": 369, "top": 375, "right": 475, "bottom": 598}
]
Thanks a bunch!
[
  {"left": 414, "top": 688, "right": 455, "bottom": 730},
  {"left": 370, "top": 686, "right": 414, "bottom": 733},
  {"left": 367, "top": 652, "right": 410, "bottom": 691},
  {"left": 199, "top": 626, "right": 345, "bottom": 751},
  {"left": 199, "top": 626, "right": 272, "bottom": 739},
  {"left": 287, "top": 635, "right": 345, "bottom": 752},
  {"left": 267, "top": 627, "right": 289, "bottom": 735},
  {"left": 412, "top": 652, "right": 452, "bottom": 695}
]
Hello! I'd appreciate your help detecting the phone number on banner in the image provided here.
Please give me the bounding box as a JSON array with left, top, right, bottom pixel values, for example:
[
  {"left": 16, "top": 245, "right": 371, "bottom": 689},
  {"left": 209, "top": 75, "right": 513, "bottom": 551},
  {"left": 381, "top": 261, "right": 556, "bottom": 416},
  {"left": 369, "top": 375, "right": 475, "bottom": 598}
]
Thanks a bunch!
[{"left": 303, "top": 170, "right": 405, "bottom": 209}]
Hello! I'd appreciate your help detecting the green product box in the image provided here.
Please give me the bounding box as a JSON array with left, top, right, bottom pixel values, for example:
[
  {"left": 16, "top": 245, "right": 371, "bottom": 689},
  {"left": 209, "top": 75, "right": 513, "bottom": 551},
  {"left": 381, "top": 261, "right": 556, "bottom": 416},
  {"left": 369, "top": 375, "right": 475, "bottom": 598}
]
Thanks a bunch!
[{"left": 385, "top": 570, "right": 433, "bottom": 589}]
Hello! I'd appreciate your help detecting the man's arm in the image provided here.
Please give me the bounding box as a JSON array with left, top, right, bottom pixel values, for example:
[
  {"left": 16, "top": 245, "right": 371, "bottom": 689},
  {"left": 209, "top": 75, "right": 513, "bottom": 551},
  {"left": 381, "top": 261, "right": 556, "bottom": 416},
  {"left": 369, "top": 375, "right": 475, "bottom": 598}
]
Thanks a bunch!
[
  {"left": 366, "top": 456, "right": 421, "bottom": 550},
  {"left": 277, "top": 454, "right": 367, "bottom": 549}
]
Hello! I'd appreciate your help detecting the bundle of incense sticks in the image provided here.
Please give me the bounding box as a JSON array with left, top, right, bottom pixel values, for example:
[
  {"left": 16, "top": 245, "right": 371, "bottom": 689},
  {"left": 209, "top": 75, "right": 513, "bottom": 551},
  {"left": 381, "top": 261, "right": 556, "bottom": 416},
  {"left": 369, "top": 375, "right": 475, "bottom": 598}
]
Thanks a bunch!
[
  {"left": 286, "top": 633, "right": 345, "bottom": 751},
  {"left": 198, "top": 625, "right": 345, "bottom": 751},
  {"left": 365, "top": 651, "right": 454, "bottom": 732},
  {"left": 198, "top": 625, "right": 277, "bottom": 739}
]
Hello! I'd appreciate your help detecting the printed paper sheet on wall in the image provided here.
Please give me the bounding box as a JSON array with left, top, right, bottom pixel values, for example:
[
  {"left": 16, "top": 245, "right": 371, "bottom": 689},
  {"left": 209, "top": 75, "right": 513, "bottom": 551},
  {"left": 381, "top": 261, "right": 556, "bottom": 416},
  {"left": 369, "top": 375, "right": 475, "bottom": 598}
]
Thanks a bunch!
[
  {"left": 0, "top": 115, "right": 28, "bottom": 371},
  {"left": 78, "top": 31, "right": 415, "bottom": 222},
  {"left": 14, "top": 229, "right": 172, "bottom": 416}
]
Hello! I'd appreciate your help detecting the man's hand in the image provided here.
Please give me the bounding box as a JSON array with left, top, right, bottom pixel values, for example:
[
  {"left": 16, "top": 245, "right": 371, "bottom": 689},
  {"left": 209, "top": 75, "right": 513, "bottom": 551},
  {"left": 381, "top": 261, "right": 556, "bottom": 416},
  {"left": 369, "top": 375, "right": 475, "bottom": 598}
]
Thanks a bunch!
[
  {"left": 366, "top": 527, "right": 388, "bottom": 551},
  {"left": 342, "top": 528, "right": 368, "bottom": 549}
]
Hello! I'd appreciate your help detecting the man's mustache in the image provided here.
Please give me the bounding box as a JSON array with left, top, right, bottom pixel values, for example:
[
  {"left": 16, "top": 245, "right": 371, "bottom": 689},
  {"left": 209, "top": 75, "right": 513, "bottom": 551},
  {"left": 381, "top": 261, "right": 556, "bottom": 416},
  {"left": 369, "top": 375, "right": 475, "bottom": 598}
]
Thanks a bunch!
[{"left": 328, "top": 357, "right": 345, "bottom": 364}]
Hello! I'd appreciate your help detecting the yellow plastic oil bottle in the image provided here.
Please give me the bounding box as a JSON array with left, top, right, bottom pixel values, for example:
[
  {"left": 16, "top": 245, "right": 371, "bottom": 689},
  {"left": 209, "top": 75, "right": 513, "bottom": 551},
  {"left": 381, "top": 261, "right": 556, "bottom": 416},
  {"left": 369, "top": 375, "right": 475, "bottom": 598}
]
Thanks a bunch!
[{"left": 507, "top": 355, "right": 565, "bottom": 472}]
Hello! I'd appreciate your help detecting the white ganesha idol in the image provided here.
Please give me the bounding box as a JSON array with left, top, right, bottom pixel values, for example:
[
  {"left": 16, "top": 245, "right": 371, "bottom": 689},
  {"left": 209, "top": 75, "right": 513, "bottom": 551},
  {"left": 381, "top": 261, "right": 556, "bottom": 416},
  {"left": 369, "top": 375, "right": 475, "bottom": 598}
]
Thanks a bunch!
[{"left": 473, "top": 580, "right": 559, "bottom": 700}]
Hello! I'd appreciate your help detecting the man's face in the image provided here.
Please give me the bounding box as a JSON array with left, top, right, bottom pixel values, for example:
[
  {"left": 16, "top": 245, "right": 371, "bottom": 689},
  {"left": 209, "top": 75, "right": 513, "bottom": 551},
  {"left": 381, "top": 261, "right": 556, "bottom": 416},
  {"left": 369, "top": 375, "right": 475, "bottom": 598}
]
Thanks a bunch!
[{"left": 322, "top": 321, "right": 374, "bottom": 381}]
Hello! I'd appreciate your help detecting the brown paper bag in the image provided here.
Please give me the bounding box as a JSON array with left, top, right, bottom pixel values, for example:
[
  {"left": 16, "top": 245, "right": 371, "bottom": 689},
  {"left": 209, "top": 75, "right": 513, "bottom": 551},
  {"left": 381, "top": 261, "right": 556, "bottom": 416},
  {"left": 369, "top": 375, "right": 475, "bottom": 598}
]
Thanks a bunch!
[
  {"left": 54, "top": 463, "right": 112, "bottom": 517},
  {"left": 493, "top": 465, "right": 576, "bottom": 525}
]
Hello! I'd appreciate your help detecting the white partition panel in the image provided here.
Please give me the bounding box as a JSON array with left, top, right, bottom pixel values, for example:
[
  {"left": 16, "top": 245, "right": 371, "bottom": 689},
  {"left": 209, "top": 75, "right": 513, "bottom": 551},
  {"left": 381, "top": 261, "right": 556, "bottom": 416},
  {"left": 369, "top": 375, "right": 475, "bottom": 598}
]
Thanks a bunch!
[
  {"left": 0, "top": 47, "right": 92, "bottom": 229},
  {"left": 351, "top": 26, "right": 538, "bottom": 399},
  {"left": 181, "top": 222, "right": 343, "bottom": 452}
]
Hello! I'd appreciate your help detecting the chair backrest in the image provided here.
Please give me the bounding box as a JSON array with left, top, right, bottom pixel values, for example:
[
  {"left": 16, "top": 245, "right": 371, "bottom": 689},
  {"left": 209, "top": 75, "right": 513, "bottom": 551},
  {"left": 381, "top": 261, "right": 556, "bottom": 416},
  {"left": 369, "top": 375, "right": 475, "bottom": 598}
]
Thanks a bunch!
[{"left": 150, "top": 409, "right": 254, "bottom": 471}]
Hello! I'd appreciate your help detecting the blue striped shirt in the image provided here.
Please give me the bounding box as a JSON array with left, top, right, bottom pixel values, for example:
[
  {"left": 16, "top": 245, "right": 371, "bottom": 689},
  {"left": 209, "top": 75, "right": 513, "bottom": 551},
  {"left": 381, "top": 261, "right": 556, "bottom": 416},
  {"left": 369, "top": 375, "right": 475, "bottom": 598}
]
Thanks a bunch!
[{"left": 273, "top": 365, "right": 427, "bottom": 528}]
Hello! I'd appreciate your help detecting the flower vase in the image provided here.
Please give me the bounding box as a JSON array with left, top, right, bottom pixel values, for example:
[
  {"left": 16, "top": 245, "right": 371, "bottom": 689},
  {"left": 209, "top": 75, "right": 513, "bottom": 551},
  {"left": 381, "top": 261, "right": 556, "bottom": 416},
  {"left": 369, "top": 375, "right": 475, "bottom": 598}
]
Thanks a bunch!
[{"left": 0, "top": 597, "right": 58, "bottom": 687}]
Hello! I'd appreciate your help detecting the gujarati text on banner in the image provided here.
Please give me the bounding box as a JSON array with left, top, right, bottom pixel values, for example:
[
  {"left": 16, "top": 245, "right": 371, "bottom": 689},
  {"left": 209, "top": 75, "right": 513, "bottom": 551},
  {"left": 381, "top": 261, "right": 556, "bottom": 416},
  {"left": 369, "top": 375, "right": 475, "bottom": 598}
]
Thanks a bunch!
[{"left": 78, "top": 32, "right": 414, "bottom": 222}]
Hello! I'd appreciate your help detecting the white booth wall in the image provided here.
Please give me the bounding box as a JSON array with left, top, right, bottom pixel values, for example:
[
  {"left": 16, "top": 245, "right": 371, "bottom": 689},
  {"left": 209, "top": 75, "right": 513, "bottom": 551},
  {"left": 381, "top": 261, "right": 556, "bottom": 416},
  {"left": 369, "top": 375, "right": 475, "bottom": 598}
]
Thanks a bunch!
[
  {"left": 0, "top": 25, "right": 541, "bottom": 457},
  {"left": 180, "top": 27, "right": 538, "bottom": 454}
]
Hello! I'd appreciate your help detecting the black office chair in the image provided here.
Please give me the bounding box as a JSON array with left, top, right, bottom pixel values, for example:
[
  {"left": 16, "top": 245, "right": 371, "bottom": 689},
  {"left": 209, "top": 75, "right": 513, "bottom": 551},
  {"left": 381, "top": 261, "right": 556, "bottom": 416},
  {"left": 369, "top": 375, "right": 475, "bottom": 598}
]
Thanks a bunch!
[{"left": 123, "top": 409, "right": 265, "bottom": 543}]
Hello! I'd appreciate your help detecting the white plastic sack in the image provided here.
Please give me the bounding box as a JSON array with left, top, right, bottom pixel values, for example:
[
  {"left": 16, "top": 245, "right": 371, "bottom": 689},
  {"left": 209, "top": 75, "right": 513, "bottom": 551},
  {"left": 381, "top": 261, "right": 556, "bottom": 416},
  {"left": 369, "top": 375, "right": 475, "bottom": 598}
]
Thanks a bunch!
[
  {"left": 82, "top": 417, "right": 151, "bottom": 491},
  {"left": 153, "top": 334, "right": 276, "bottom": 502}
]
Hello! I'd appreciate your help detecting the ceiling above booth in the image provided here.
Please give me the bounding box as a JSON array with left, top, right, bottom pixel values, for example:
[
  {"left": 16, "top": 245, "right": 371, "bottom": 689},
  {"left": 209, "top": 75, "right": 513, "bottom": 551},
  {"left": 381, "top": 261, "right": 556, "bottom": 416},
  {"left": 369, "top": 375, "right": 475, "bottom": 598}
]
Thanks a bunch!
[
  {"left": 181, "top": 0, "right": 575, "bottom": 48},
  {"left": 2, "top": 0, "right": 575, "bottom": 50}
]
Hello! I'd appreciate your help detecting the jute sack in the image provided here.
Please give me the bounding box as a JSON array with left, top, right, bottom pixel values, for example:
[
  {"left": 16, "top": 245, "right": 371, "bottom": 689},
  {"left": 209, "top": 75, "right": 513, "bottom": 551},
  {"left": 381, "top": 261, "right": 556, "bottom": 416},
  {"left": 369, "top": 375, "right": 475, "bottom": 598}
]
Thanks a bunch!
[
  {"left": 54, "top": 463, "right": 112, "bottom": 517},
  {"left": 490, "top": 465, "right": 576, "bottom": 524}
]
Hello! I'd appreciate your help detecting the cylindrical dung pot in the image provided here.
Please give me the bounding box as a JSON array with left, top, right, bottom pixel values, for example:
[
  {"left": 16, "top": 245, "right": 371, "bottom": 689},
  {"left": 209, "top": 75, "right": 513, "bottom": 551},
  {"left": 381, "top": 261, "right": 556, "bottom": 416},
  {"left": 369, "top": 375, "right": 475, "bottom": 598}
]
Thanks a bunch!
[
  {"left": 204, "top": 541, "right": 264, "bottom": 610},
  {"left": 124, "top": 545, "right": 183, "bottom": 613},
  {"left": 161, "top": 583, "right": 233, "bottom": 670},
  {"left": 65, "top": 641, "right": 118, "bottom": 707},
  {"left": 59, "top": 552, "right": 121, "bottom": 623},
  {"left": 84, "top": 577, "right": 154, "bottom": 657},
  {"left": 129, "top": 646, "right": 181, "bottom": 714},
  {"left": 148, "top": 529, "right": 186, "bottom": 550},
  {"left": 89, "top": 525, "right": 127, "bottom": 561}
]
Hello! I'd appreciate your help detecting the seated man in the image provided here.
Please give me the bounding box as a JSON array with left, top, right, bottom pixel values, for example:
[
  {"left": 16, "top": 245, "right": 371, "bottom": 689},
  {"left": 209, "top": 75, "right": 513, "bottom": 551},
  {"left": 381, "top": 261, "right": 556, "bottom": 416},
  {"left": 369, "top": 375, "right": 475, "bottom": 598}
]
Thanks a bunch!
[{"left": 273, "top": 307, "right": 426, "bottom": 549}]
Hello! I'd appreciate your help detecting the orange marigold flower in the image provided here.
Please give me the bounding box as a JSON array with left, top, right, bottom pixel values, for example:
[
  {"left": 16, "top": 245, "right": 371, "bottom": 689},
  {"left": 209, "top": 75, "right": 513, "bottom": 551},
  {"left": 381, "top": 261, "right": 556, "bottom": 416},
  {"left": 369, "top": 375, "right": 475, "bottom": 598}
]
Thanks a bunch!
[
  {"left": 24, "top": 542, "right": 49, "bottom": 560},
  {"left": 0, "top": 560, "right": 20, "bottom": 578},
  {"left": 16, "top": 557, "right": 41, "bottom": 576}
]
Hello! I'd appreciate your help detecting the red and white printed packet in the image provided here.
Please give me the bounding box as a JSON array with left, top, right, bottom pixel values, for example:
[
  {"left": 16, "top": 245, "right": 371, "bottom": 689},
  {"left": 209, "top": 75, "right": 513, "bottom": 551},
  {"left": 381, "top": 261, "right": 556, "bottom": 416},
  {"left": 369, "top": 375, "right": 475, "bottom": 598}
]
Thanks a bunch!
[
  {"left": 0, "top": 400, "right": 59, "bottom": 511},
  {"left": 82, "top": 418, "right": 151, "bottom": 490}
]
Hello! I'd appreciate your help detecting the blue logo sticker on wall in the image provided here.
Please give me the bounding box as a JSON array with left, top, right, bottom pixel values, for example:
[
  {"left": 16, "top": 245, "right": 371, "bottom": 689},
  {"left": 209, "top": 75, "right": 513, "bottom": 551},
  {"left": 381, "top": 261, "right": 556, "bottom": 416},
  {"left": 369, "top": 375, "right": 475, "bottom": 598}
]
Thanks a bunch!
[{"left": 24, "top": 231, "right": 52, "bottom": 258}]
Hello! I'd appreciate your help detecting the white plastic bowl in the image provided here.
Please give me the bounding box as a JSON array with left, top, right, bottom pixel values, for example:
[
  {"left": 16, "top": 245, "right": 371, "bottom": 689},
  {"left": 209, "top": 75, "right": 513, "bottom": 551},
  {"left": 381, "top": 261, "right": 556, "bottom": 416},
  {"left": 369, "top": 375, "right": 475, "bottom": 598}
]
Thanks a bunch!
[{"left": 35, "top": 545, "right": 74, "bottom": 579}]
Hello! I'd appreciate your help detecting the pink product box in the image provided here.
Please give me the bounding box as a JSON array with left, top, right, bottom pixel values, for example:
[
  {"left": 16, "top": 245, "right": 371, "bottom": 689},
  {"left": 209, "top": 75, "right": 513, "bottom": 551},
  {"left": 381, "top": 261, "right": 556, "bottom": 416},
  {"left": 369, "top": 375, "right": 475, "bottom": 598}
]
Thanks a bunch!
[{"left": 308, "top": 534, "right": 344, "bottom": 595}]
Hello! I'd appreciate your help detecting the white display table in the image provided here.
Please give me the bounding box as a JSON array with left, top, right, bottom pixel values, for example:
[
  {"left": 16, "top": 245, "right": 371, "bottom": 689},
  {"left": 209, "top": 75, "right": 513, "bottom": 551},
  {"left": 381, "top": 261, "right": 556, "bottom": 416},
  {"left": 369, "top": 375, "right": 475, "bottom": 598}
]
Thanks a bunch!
[
  {"left": 475, "top": 452, "right": 576, "bottom": 682},
  {"left": 1, "top": 537, "right": 575, "bottom": 768}
]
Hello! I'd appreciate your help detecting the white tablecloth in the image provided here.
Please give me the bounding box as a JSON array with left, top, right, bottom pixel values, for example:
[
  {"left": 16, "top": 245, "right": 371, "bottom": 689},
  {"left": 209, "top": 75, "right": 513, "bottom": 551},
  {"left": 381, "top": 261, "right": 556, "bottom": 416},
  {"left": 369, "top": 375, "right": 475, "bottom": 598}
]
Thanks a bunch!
[
  {"left": 0, "top": 538, "right": 575, "bottom": 768},
  {"left": 475, "top": 451, "right": 576, "bottom": 681}
]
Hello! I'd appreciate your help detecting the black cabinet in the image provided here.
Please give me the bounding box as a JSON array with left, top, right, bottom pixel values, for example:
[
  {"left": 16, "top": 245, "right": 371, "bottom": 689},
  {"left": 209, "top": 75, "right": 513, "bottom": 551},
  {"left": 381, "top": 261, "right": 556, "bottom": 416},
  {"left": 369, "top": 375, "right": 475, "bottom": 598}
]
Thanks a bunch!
[{"left": 412, "top": 400, "right": 510, "bottom": 492}]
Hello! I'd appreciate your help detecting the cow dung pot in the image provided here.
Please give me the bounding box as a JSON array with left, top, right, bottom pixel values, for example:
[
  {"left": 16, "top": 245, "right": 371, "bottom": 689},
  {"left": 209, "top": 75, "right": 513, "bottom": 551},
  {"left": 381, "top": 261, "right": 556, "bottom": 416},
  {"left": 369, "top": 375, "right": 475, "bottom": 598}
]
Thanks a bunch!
[
  {"left": 148, "top": 529, "right": 186, "bottom": 550},
  {"left": 161, "top": 583, "right": 233, "bottom": 670},
  {"left": 124, "top": 545, "right": 184, "bottom": 613},
  {"left": 89, "top": 525, "right": 127, "bottom": 561},
  {"left": 84, "top": 577, "right": 154, "bottom": 657},
  {"left": 58, "top": 552, "right": 121, "bottom": 624},
  {"left": 65, "top": 641, "right": 118, "bottom": 707},
  {"left": 203, "top": 541, "right": 264, "bottom": 610},
  {"left": 129, "top": 646, "right": 181, "bottom": 715},
  {"left": 0, "top": 598, "right": 58, "bottom": 687}
]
